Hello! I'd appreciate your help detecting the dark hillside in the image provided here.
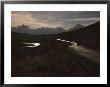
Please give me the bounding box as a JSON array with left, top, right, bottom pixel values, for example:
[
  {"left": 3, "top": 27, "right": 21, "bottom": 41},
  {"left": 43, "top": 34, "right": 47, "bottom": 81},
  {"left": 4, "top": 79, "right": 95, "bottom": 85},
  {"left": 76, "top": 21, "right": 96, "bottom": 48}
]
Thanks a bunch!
[{"left": 58, "top": 21, "right": 100, "bottom": 50}]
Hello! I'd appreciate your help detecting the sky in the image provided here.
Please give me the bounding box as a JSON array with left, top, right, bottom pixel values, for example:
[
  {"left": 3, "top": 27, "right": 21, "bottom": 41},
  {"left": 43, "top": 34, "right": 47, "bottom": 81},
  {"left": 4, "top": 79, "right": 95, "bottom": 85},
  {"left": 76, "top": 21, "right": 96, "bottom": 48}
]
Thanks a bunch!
[{"left": 11, "top": 11, "right": 100, "bottom": 30}]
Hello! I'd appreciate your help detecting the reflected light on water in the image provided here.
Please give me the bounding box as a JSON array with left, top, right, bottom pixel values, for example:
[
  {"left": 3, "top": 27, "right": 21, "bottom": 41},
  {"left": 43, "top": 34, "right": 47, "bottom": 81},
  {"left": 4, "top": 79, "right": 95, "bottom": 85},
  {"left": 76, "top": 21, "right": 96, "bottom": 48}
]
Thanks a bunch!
[{"left": 25, "top": 43, "right": 40, "bottom": 47}]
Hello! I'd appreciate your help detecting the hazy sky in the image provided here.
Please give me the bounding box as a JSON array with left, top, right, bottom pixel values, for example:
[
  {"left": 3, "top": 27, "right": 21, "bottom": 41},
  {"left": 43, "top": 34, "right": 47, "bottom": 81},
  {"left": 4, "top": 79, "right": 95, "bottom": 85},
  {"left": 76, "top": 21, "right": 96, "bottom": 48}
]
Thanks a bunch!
[{"left": 11, "top": 11, "right": 100, "bottom": 30}]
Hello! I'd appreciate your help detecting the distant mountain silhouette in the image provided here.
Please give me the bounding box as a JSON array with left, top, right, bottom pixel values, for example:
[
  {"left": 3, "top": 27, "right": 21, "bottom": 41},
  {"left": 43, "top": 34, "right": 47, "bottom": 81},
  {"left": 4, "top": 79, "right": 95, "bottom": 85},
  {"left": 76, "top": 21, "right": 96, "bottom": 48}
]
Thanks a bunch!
[
  {"left": 36, "top": 27, "right": 66, "bottom": 34},
  {"left": 11, "top": 25, "right": 66, "bottom": 35},
  {"left": 68, "top": 24, "right": 84, "bottom": 31},
  {"left": 56, "top": 27, "right": 66, "bottom": 33},
  {"left": 11, "top": 24, "right": 35, "bottom": 34},
  {"left": 11, "top": 24, "right": 85, "bottom": 35}
]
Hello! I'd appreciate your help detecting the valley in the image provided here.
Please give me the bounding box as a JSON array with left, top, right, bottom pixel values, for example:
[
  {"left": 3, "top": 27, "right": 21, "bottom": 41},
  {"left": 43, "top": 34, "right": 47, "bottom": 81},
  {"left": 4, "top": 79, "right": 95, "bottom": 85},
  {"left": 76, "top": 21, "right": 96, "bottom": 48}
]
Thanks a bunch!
[{"left": 11, "top": 21, "right": 100, "bottom": 77}]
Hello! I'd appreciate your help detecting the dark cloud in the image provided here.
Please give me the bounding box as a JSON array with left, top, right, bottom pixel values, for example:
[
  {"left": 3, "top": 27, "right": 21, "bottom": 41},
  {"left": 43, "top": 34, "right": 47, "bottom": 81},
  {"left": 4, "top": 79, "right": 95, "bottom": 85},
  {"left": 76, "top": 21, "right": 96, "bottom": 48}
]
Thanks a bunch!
[{"left": 12, "top": 11, "right": 100, "bottom": 30}]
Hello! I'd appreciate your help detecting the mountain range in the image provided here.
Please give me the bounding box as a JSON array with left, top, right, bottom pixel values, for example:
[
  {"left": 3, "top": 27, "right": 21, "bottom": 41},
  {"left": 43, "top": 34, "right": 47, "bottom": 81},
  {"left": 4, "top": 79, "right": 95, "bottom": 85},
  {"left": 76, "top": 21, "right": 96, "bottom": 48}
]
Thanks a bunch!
[
  {"left": 12, "top": 25, "right": 66, "bottom": 35},
  {"left": 11, "top": 24, "right": 84, "bottom": 35}
]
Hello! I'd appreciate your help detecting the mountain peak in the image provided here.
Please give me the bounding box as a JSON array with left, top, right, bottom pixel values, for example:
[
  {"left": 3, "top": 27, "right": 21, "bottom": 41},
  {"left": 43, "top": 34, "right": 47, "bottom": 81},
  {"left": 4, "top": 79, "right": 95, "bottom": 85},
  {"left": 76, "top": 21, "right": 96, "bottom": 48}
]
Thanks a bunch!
[
  {"left": 69, "top": 24, "right": 84, "bottom": 31},
  {"left": 17, "top": 24, "right": 29, "bottom": 29}
]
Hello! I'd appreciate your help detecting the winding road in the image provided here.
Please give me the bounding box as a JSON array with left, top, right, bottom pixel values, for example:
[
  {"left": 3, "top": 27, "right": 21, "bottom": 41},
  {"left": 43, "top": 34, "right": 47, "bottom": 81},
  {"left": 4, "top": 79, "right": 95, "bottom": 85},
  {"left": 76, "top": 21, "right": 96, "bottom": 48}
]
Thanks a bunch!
[{"left": 57, "top": 39, "right": 100, "bottom": 63}]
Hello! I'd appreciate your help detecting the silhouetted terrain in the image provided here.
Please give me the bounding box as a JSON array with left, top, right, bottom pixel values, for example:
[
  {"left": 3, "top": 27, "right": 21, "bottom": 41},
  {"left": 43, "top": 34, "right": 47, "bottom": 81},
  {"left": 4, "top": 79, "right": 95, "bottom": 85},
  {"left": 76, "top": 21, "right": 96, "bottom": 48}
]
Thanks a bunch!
[
  {"left": 68, "top": 24, "right": 84, "bottom": 31},
  {"left": 11, "top": 21, "right": 100, "bottom": 77},
  {"left": 12, "top": 25, "right": 66, "bottom": 35},
  {"left": 58, "top": 21, "right": 100, "bottom": 50}
]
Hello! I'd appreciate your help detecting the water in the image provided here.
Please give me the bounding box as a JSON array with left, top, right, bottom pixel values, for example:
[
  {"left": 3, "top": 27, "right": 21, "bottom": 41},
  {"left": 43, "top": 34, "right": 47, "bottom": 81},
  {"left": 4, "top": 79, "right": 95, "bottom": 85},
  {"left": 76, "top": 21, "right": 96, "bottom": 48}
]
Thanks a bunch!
[{"left": 24, "top": 42, "right": 40, "bottom": 47}]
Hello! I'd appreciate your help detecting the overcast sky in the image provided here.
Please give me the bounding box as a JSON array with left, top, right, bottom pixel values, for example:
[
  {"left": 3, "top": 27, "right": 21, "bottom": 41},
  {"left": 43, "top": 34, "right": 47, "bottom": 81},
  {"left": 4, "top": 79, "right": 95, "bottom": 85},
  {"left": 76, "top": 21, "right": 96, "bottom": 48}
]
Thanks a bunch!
[{"left": 11, "top": 11, "right": 100, "bottom": 30}]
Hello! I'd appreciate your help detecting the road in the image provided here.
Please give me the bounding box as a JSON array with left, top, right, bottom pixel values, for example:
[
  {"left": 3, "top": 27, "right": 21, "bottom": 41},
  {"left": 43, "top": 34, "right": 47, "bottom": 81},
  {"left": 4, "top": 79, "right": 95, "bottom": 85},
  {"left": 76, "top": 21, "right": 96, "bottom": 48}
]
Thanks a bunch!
[{"left": 57, "top": 39, "right": 100, "bottom": 63}]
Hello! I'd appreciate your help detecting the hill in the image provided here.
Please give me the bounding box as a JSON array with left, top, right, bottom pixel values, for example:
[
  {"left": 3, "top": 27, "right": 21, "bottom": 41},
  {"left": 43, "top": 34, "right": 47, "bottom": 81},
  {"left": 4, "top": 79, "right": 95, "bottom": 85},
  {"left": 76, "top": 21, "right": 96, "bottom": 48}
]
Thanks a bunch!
[
  {"left": 68, "top": 24, "right": 84, "bottom": 31},
  {"left": 58, "top": 21, "right": 100, "bottom": 50}
]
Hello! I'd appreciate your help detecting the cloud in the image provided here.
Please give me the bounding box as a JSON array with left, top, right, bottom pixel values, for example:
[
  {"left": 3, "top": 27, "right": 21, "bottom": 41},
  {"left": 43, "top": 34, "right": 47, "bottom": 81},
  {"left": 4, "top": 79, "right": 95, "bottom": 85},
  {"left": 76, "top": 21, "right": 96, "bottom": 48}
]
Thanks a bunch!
[
  {"left": 11, "top": 11, "right": 100, "bottom": 29},
  {"left": 61, "top": 18, "right": 100, "bottom": 22},
  {"left": 11, "top": 12, "right": 63, "bottom": 29}
]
